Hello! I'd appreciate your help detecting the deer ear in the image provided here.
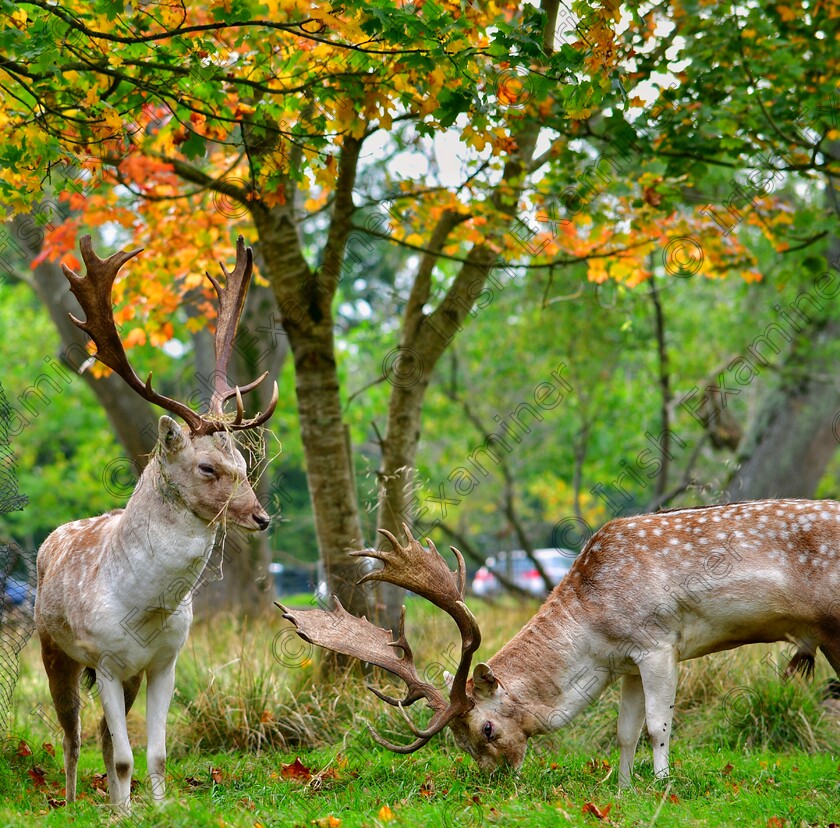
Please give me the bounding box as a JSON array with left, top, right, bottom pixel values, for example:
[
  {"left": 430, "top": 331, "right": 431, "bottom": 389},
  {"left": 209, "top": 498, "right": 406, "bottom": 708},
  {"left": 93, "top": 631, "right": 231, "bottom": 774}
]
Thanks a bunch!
[
  {"left": 158, "top": 415, "right": 187, "bottom": 454},
  {"left": 472, "top": 663, "right": 499, "bottom": 698}
]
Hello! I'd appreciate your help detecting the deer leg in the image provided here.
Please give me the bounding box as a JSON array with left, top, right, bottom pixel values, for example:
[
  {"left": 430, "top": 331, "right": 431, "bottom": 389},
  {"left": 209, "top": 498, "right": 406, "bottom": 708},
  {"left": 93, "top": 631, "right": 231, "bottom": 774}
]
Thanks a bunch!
[
  {"left": 99, "top": 673, "right": 142, "bottom": 798},
  {"left": 40, "top": 637, "right": 83, "bottom": 803},
  {"left": 145, "top": 661, "right": 176, "bottom": 802},
  {"left": 617, "top": 672, "right": 646, "bottom": 788},
  {"left": 638, "top": 650, "right": 678, "bottom": 780},
  {"left": 819, "top": 639, "right": 840, "bottom": 676},
  {"left": 97, "top": 673, "right": 133, "bottom": 810}
]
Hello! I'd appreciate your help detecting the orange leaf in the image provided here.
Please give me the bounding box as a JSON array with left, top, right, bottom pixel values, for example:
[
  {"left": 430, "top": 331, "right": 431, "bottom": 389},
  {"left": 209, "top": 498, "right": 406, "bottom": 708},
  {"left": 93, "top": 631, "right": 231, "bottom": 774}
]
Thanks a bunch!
[
  {"left": 378, "top": 804, "right": 395, "bottom": 821},
  {"left": 767, "top": 818, "right": 786, "bottom": 828},
  {"left": 123, "top": 328, "right": 147, "bottom": 348},
  {"left": 582, "top": 801, "right": 613, "bottom": 819},
  {"left": 210, "top": 767, "right": 224, "bottom": 784},
  {"left": 280, "top": 758, "right": 312, "bottom": 782},
  {"left": 17, "top": 740, "right": 32, "bottom": 757}
]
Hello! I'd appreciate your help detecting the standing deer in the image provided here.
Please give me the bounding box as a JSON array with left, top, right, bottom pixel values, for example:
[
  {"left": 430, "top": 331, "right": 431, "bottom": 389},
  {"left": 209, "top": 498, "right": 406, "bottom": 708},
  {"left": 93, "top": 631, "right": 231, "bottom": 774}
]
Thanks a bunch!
[
  {"left": 280, "top": 501, "right": 840, "bottom": 786},
  {"left": 35, "top": 235, "right": 277, "bottom": 809}
]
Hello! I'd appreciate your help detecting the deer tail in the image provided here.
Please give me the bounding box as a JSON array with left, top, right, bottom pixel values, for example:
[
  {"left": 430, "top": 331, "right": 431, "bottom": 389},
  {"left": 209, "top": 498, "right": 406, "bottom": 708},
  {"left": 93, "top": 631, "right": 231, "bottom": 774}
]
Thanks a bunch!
[
  {"left": 783, "top": 648, "right": 815, "bottom": 681},
  {"left": 81, "top": 667, "right": 97, "bottom": 691}
]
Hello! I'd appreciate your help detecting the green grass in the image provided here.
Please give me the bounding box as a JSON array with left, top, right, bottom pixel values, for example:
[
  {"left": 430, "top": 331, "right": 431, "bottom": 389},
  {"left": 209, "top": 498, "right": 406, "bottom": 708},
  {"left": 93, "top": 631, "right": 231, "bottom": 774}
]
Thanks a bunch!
[{"left": 3, "top": 602, "right": 839, "bottom": 827}]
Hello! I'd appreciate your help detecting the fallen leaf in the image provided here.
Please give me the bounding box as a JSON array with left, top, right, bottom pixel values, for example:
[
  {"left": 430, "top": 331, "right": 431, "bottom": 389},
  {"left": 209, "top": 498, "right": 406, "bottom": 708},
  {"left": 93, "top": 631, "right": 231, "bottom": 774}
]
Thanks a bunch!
[
  {"left": 281, "top": 757, "right": 312, "bottom": 782},
  {"left": 767, "top": 818, "right": 786, "bottom": 828},
  {"left": 721, "top": 762, "right": 734, "bottom": 776},
  {"left": 419, "top": 775, "right": 435, "bottom": 797},
  {"left": 42, "top": 743, "right": 55, "bottom": 757},
  {"left": 185, "top": 776, "right": 204, "bottom": 788},
  {"left": 312, "top": 817, "right": 341, "bottom": 828},
  {"left": 378, "top": 804, "right": 395, "bottom": 821},
  {"left": 669, "top": 793, "right": 680, "bottom": 804},
  {"left": 47, "top": 798, "right": 66, "bottom": 808},
  {"left": 28, "top": 766, "right": 47, "bottom": 789},
  {"left": 210, "top": 767, "right": 224, "bottom": 784},
  {"left": 582, "top": 801, "right": 613, "bottom": 819},
  {"left": 17, "top": 740, "right": 32, "bottom": 757},
  {"left": 90, "top": 772, "right": 108, "bottom": 792}
]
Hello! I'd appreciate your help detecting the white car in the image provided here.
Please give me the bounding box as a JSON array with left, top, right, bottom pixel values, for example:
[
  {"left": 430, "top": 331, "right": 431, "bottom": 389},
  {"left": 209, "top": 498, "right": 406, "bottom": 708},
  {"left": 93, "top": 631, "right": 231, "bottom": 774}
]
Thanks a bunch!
[{"left": 471, "top": 548, "right": 576, "bottom": 597}]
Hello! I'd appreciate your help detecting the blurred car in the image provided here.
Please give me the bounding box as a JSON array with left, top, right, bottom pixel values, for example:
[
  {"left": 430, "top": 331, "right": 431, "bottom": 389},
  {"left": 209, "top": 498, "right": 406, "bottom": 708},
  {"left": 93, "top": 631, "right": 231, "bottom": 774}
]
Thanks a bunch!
[
  {"left": 1, "top": 575, "right": 36, "bottom": 619},
  {"left": 269, "top": 562, "right": 314, "bottom": 597},
  {"left": 471, "top": 548, "right": 576, "bottom": 597}
]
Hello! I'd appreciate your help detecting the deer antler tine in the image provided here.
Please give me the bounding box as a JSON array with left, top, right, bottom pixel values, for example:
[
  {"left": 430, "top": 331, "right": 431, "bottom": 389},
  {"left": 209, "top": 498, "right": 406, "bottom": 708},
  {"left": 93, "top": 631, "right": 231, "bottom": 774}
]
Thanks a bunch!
[
  {"left": 451, "top": 546, "right": 467, "bottom": 599},
  {"left": 395, "top": 701, "right": 431, "bottom": 736},
  {"left": 234, "top": 387, "right": 244, "bottom": 425},
  {"left": 366, "top": 724, "right": 433, "bottom": 754},
  {"left": 377, "top": 527, "right": 400, "bottom": 549},
  {"left": 368, "top": 685, "right": 408, "bottom": 707}
]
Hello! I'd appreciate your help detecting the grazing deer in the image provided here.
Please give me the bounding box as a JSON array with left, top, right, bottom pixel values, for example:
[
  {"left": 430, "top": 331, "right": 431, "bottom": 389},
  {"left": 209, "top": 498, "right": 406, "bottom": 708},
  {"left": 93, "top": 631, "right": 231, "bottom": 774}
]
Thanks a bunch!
[
  {"left": 35, "top": 235, "right": 277, "bottom": 809},
  {"left": 280, "top": 501, "right": 840, "bottom": 786}
]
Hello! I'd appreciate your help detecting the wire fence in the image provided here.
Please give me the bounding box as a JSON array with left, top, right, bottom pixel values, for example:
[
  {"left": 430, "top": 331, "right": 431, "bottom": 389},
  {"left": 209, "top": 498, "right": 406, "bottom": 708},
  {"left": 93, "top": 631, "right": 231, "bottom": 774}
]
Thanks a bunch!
[{"left": 0, "top": 379, "right": 32, "bottom": 734}]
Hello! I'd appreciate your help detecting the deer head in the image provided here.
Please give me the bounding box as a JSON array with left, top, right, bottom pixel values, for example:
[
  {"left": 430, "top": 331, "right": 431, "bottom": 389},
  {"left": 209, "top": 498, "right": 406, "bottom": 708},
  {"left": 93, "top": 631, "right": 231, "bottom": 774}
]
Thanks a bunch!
[
  {"left": 63, "top": 235, "right": 277, "bottom": 531},
  {"left": 278, "top": 526, "right": 519, "bottom": 761}
]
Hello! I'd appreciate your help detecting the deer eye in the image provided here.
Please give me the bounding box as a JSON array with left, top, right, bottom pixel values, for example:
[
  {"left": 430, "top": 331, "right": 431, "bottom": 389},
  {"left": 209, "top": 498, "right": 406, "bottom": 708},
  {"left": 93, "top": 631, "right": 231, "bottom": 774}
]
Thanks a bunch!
[
  {"left": 482, "top": 721, "right": 495, "bottom": 741},
  {"left": 198, "top": 463, "right": 217, "bottom": 477}
]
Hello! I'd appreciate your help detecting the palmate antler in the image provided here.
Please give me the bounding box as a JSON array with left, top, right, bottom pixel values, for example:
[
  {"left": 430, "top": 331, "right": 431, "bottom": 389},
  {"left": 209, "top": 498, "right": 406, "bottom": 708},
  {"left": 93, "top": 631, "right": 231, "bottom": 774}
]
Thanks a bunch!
[
  {"left": 278, "top": 525, "right": 482, "bottom": 753},
  {"left": 63, "top": 235, "right": 278, "bottom": 435}
]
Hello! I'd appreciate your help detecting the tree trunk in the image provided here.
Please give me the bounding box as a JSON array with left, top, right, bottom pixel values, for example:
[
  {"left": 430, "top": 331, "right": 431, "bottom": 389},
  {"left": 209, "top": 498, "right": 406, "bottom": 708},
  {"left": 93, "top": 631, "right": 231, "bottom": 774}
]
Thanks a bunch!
[
  {"left": 724, "top": 299, "right": 840, "bottom": 501},
  {"left": 254, "top": 205, "right": 371, "bottom": 619},
  {"left": 725, "top": 142, "right": 840, "bottom": 501}
]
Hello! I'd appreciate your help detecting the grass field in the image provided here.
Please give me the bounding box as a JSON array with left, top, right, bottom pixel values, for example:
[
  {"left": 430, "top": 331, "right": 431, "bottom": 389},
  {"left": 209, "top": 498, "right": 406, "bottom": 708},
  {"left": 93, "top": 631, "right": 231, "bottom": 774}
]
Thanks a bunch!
[{"left": 2, "top": 598, "right": 839, "bottom": 827}]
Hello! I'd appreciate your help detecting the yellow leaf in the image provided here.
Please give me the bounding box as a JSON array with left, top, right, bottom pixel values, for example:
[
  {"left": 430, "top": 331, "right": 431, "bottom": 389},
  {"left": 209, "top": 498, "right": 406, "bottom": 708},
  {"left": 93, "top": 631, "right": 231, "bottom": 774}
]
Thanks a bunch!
[
  {"left": 404, "top": 233, "right": 425, "bottom": 247},
  {"left": 378, "top": 805, "right": 395, "bottom": 822}
]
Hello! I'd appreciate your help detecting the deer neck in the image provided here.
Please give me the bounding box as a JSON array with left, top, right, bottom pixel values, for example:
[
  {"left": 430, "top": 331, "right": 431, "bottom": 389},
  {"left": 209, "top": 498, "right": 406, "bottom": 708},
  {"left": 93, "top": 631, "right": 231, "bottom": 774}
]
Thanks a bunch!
[
  {"left": 106, "top": 454, "right": 217, "bottom": 606},
  {"left": 487, "top": 584, "right": 609, "bottom": 735}
]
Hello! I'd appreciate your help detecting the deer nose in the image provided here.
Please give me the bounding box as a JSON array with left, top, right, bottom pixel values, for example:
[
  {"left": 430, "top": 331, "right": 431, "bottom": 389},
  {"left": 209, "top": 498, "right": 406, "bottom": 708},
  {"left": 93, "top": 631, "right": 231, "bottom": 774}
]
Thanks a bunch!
[{"left": 254, "top": 513, "right": 270, "bottom": 531}]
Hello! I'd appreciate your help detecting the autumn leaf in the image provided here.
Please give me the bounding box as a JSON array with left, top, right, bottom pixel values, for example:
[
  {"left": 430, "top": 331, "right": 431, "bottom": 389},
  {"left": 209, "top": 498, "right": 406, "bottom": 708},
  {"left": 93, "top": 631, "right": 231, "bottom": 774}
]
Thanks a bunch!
[
  {"left": 582, "top": 801, "right": 613, "bottom": 819},
  {"left": 17, "top": 740, "right": 32, "bottom": 757},
  {"left": 312, "top": 817, "right": 341, "bottom": 828},
  {"left": 378, "top": 804, "right": 395, "bottom": 821},
  {"left": 210, "top": 767, "right": 224, "bottom": 784},
  {"left": 42, "top": 743, "right": 55, "bottom": 757},
  {"left": 767, "top": 818, "right": 786, "bottom": 828},
  {"left": 28, "top": 766, "right": 48, "bottom": 789},
  {"left": 90, "top": 772, "right": 108, "bottom": 793},
  {"left": 280, "top": 757, "right": 312, "bottom": 782},
  {"left": 721, "top": 762, "right": 734, "bottom": 776}
]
